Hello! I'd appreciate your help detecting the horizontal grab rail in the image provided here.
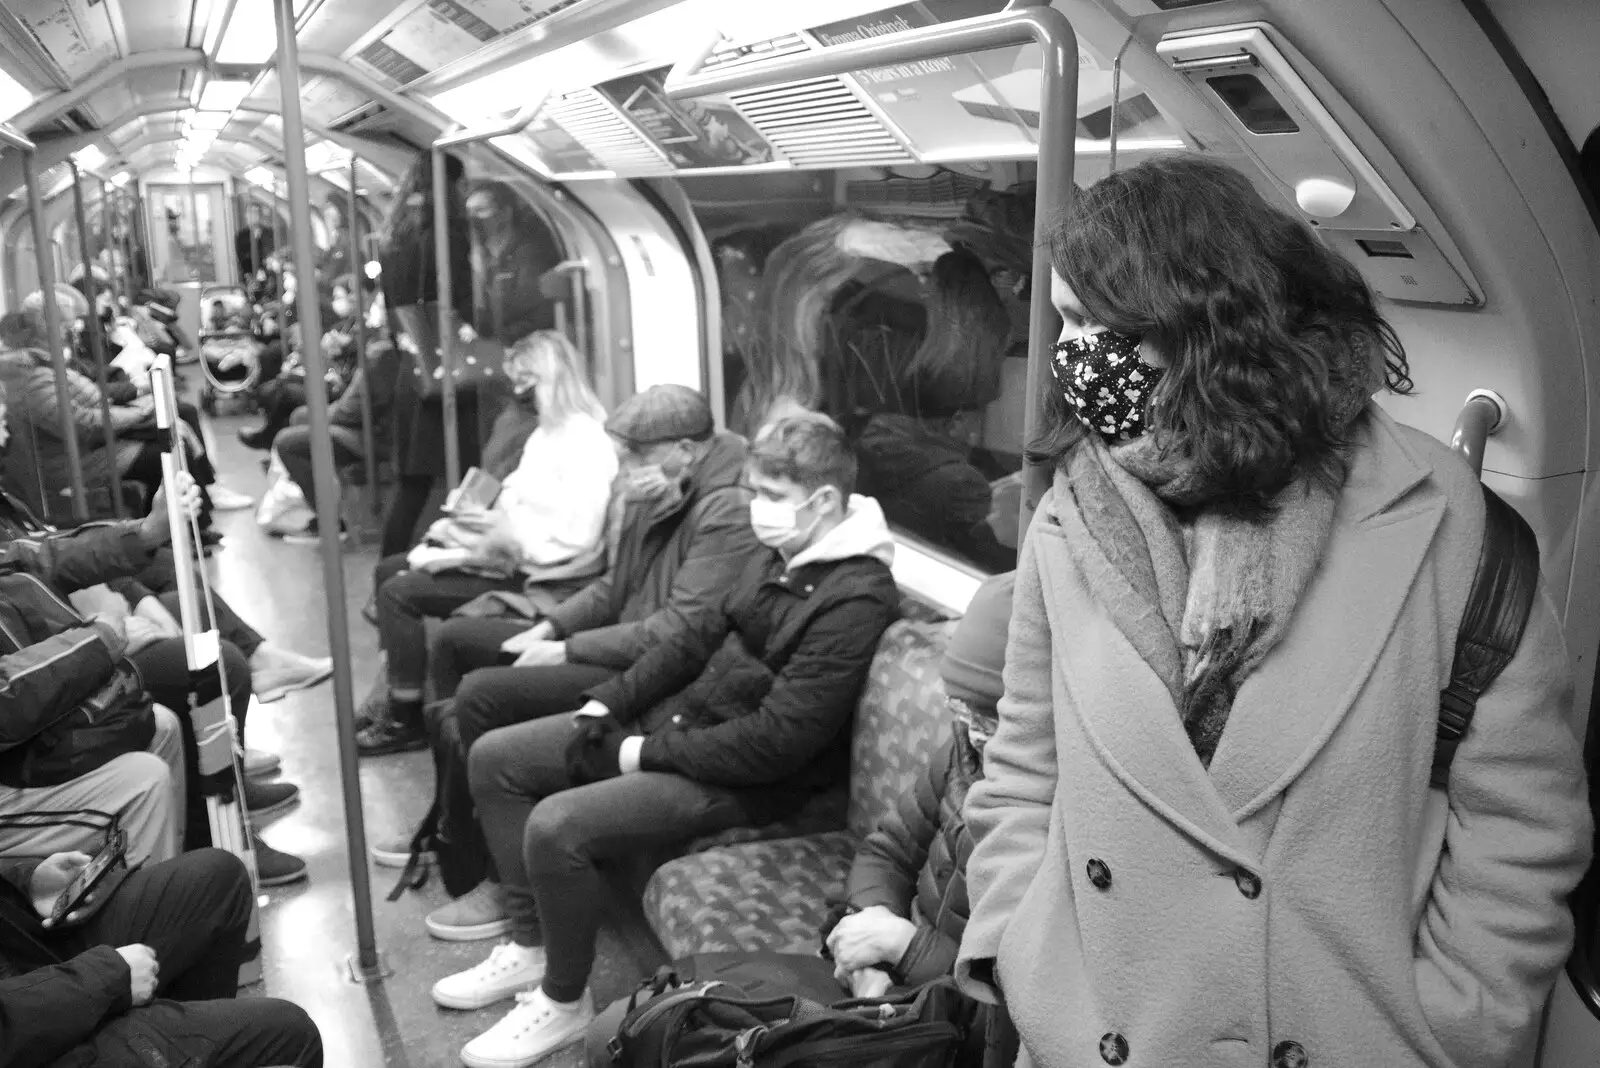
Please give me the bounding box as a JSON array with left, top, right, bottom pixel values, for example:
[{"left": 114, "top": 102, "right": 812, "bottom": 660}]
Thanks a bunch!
[
  {"left": 1449, "top": 389, "right": 1507, "bottom": 479},
  {"left": 433, "top": 92, "right": 551, "bottom": 150}
]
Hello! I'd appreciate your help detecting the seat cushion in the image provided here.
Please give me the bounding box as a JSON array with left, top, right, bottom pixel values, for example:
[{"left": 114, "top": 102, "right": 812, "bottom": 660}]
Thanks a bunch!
[
  {"left": 643, "top": 832, "right": 858, "bottom": 959},
  {"left": 848, "top": 619, "right": 957, "bottom": 839}
]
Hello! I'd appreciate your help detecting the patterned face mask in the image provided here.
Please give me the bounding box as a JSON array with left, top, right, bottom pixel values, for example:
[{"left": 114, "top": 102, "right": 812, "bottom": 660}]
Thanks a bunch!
[{"left": 1049, "top": 330, "right": 1163, "bottom": 443}]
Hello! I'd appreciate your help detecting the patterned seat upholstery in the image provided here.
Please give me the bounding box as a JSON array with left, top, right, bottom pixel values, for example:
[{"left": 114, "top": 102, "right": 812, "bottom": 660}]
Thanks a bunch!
[{"left": 643, "top": 618, "right": 956, "bottom": 959}]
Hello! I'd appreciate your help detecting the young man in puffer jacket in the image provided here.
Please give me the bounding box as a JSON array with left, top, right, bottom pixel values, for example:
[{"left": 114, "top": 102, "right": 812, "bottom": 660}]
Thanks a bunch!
[{"left": 432, "top": 414, "right": 900, "bottom": 1068}]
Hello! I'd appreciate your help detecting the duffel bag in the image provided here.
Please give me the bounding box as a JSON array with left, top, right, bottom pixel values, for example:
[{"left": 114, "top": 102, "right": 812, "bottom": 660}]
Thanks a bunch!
[{"left": 590, "top": 959, "right": 970, "bottom": 1068}]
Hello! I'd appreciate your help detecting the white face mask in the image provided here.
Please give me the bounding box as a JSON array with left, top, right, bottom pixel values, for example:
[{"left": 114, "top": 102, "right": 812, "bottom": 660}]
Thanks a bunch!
[
  {"left": 331, "top": 296, "right": 354, "bottom": 318},
  {"left": 749, "top": 492, "right": 821, "bottom": 549}
]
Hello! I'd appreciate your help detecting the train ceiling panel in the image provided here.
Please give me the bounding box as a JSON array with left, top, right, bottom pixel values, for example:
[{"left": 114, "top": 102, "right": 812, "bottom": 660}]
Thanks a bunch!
[
  {"left": 2, "top": 0, "right": 122, "bottom": 83},
  {"left": 346, "top": 0, "right": 581, "bottom": 90},
  {"left": 727, "top": 77, "right": 912, "bottom": 169}
]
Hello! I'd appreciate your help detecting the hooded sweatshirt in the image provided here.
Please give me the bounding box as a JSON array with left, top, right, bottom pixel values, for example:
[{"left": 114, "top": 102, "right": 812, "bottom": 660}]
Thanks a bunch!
[{"left": 585, "top": 493, "right": 899, "bottom": 806}]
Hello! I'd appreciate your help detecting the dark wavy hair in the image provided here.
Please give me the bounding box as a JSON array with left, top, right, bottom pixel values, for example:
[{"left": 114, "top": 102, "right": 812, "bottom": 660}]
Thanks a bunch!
[
  {"left": 1029, "top": 155, "right": 1413, "bottom": 518},
  {"left": 378, "top": 150, "right": 465, "bottom": 250}
]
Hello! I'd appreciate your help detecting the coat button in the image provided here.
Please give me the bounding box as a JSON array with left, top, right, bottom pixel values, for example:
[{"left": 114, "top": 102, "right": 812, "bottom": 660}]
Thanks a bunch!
[
  {"left": 1098, "top": 1032, "right": 1128, "bottom": 1065},
  {"left": 1273, "top": 1040, "right": 1307, "bottom": 1068},
  {"left": 1234, "top": 868, "right": 1262, "bottom": 899},
  {"left": 1086, "top": 859, "right": 1112, "bottom": 890}
]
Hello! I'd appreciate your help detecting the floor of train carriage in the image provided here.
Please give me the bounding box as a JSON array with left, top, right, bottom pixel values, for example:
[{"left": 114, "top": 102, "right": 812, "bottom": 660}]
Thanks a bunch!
[{"left": 197, "top": 394, "right": 668, "bottom": 1067}]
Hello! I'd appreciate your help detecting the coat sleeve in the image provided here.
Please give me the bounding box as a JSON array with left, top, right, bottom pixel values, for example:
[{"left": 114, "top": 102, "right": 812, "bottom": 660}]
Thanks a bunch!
[
  {"left": 581, "top": 600, "right": 730, "bottom": 724},
  {"left": 0, "top": 524, "right": 155, "bottom": 595},
  {"left": 1414, "top": 580, "right": 1593, "bottom": 1067},
  {"left": 0, "top": 946, "right": 133, "bottom": 1068},
  {"left": 637, "top": 593, "right": 894, "bottom": 787},
  {"left": 955, "top": 525, "right": 1059, "bottom": 1006},
  {"left": 563, "top": 489, "right": 761, "bottom": 671},
  {"left": 850, "top": 739, "right": 963, "bottom": 987}
]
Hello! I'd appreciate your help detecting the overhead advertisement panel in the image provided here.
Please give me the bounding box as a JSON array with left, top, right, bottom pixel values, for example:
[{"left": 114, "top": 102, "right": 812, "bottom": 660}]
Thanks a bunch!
[
  {"left": 594, "top": 68, "right": 778, "bottom": 171},
  {"left": 523, "top": 112, "right": 604, "bottom": 174},
  {"left": 351, "top": 0, "right": 571, "bottom": 85},
  {"left": 804, "top": 0, "right": 1041, "bottom": 159},
  {"left": 13, "top": 0, "right": 120, "bottom": 82}
]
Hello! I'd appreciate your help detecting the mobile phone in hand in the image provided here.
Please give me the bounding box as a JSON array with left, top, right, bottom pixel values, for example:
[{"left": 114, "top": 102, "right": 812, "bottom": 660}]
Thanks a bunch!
[{"left": 47, "top": 830, "right": 127, "bottom": 928}]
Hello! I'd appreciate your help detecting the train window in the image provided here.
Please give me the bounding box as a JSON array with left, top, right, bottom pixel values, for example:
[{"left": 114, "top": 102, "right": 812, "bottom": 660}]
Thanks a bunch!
[{"left": 687, "top": 164, "right": 1033, "bottom": 575}]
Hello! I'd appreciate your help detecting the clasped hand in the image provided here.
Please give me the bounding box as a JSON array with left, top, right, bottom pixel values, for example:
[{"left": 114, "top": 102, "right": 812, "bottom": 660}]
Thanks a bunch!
[
  {"left": 32, "top": 854, "right": 157, "bottom": 1002},
  {"left": 138, "top": 471, "right": 201, "bottom": 548},
  {"left": 499, "top": 624, "right": 566, "bottom": 667},
  {"left": 824, "top": 905, "right": 918, "bottom": 974}
]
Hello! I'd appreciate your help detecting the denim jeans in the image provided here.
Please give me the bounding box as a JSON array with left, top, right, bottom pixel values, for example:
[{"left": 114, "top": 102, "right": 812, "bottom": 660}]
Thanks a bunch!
[
  {"left": 468, "top": 713, "right": 751, "bottom": 1002},
  {"left": 373, "top": 553, "right": 521, "bottom": 694}
]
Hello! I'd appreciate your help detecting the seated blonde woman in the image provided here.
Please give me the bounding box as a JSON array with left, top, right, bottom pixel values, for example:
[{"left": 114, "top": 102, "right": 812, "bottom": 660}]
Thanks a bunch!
[{"left": 358, "top": 331, "right": 618, "bottom": 756}]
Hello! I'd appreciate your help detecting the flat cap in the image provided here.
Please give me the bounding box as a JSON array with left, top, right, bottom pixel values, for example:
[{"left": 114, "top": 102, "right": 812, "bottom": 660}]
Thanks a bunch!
[{"left": 606, "top": 384, "right": 713, "bottom": 448}]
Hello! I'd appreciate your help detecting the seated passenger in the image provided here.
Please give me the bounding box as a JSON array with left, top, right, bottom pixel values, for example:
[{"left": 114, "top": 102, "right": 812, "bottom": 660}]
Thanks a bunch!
[
  {"left": 357, "top": 331, "right": 618, "bottom": 756},
  {"left": 272, "top": 337, "right": 400, "bottom": 543},
  {"left": 0, "top": 847, "right": 322, "bottom": 1067},
  {"left": 0, "top": 311, "right": 225, "bottom": 529},
  {"left": 0, "top": 452, "right": 312, "bottom": 885},
  {"left": 383, "top": 386, "right": 760, "bottom": 939},
  {"left": 432, "top": 415, "right": 898, "bottom": 1068},
  {"left": 955, "top": 155, "right": 1593, "bottom": 1068},
  {"left": 0, "top": 475, "right": 198, "bottom": 868},
  {"left": 238, "top": 275, "right": 363, "bottom": 451}
]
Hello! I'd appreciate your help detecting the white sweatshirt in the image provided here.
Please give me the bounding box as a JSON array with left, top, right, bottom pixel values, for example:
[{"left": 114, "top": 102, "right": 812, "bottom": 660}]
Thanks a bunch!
[{"left": 496, "top": 412, "right": 618, "bottom": 568}]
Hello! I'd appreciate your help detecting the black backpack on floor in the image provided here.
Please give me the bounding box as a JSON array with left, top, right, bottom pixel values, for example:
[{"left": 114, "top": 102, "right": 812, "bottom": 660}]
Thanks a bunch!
[{"left": 388, "top": 698, "right": 489, "bottom": 901}]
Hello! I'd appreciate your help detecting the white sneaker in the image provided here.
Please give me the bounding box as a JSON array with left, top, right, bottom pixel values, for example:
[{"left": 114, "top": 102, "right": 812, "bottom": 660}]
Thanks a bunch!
[
  {"left": 209, "top": 484, "right": 255, "bottom": 511},
  {"left": 460, "top": 987, "right": 595, "bottom": 1068},
  {"left": 431, "top": 942, "right": 547, "bottom": 1011},
  {"left": 250, "top": 644, "right": 334, "bottom": 704},
  {"left": 243, "top": 747, "right": 280, "bottom": 778}
]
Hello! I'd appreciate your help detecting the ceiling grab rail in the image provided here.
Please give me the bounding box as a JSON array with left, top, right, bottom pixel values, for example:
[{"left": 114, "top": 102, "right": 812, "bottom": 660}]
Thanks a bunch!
[
  {"left": 270, "top": 0, "right": 388, "bottom": 985},
  {"left": 662, "top": 4, "right": 1079, "bottom": 538},
  {"left": 1449, "top": 389, "right": 1508, "bottom": 479},
  {"left": 348, "top": 154, "right": 380, "bottom": 526},
  {"left": 70, "top": 158, "right": 124, "bottom": 518},
  {"left": 429, "top": 93, "right": 552, "bottom": 491},
  {"left": 21, "top": 145, "right": 90, "bottom": 521}
]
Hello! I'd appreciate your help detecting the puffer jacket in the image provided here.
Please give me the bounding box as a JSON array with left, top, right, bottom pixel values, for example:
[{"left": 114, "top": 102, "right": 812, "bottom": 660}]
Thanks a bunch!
[
  {"left": 847, "top": 734, "right": 981, "bottom": 986},
  {"left": 584, "top": 496, "right": 899, "bottom": 809},
  {"left": 545, "top": 433, "right": 760, "bottom": 671}
]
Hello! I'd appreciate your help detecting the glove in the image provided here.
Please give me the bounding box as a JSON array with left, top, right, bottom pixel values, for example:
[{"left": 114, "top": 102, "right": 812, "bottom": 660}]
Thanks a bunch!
[{"left": 564, "top": 714, "right": 628, "bottom": 786}]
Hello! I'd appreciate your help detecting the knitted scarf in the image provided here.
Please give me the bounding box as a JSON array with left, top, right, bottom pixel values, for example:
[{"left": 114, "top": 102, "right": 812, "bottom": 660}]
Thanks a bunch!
[{"left": 1058, "top": 358, "right": 1379, "bottom": 766}]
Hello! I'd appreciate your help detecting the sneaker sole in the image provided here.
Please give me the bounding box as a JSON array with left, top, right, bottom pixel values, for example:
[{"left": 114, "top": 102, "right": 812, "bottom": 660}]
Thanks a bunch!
[
  {"left": 459, "top": 1017, "right": 588, "bottom": 1068},
  {"left": 257, "top": 866, "right": 309, "bottom": 887},
  {"left": 431, "top": 975, "right": 540, "bottom": 1011},
  {"left": 256, "top": 665, "right": 335, "bottom": 705},
  {"left": 371, "top": 847, "right": 433, "bottom": 869},
  {"left": 425, "top": 915, "right": 514, "bottom": 944}
]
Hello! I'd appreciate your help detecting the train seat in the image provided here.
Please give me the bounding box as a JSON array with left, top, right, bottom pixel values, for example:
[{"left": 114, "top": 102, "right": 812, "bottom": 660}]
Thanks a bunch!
[{"left": 641, "top": 616, "right": 955, "bottom": 958}]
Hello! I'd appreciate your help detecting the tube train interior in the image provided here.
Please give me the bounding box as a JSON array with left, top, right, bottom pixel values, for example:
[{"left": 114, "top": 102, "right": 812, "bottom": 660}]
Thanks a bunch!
[{"left": 0, "top": 0, "right": 1595, "bottom": 1065}]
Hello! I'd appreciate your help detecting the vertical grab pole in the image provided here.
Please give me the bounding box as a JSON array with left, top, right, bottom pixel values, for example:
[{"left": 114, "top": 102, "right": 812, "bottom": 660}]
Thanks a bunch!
[
  {"left": 70, "top": 160, "right": 125, "bottom": 518},
  {"left": 348, "top": 155, "right": 379, "bottom": 518},
  {"left": 271, "top": 0, "right": 385, "bottom": 980},
  {"left": 1018, "top": 13, "right": 1077, "bottom": 533},
  {"left": 431, "top": 145, "right": 461, "bottom": 490},
  {"left": 23, "top": 148, "right": 90, "bottom": 521},
  {"left": 100, "top": 181, "right": 121, "bottom": 311}
]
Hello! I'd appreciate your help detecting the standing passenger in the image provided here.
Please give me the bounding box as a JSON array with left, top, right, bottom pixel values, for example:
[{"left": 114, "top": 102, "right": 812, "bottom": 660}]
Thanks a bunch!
[
  {"left": 955, "top": 155, "right": 1592, "bottom": 1068},
  {"left": 374, "top": 149, "right": 478, "bottom": 558}
]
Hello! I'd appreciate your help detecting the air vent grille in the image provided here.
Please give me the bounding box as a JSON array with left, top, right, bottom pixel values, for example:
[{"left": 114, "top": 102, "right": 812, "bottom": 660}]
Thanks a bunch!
[
  {"left": 544, "top": 90, "right": 673, "bottom": 177},
  {"left": 727, "top": 77, "right": 912, "bottom": 169}
]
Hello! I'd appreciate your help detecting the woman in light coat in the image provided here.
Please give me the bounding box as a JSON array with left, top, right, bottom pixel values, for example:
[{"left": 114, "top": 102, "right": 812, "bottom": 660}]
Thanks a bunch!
[{"left": 955, "top": 155, "right": 1592, "bottom": 1068}]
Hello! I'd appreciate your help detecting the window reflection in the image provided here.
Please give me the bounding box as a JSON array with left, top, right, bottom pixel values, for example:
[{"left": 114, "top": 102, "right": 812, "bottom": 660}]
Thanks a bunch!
[{"left": 705, "top": 170, "right": 1035, "bottom": 573}]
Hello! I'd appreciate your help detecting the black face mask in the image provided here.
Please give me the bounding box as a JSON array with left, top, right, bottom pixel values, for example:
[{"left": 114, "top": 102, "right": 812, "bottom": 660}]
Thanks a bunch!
[{"left": 513, "top": 387, "right": 539, "bottom": 414}]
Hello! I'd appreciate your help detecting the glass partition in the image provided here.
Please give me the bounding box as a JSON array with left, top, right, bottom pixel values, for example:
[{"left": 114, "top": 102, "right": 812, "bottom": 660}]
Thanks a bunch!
[{"left": 685, "top": 160, "right": 1035, "bottom": 574}]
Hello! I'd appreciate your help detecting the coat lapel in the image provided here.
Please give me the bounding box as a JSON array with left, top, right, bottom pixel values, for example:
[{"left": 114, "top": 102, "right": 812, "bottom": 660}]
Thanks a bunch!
[
  {"left": 1035, "top": 513, "right": 1253, "bottom": 858},
  {"left": 1206, "top": 408, "right": 1445, "bottom": 819}
]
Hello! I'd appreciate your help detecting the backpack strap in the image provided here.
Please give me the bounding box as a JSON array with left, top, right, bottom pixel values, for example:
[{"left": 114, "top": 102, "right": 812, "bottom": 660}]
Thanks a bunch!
[{"left": 1433, "top": 483, "right": 1540, "bottom": 789}]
